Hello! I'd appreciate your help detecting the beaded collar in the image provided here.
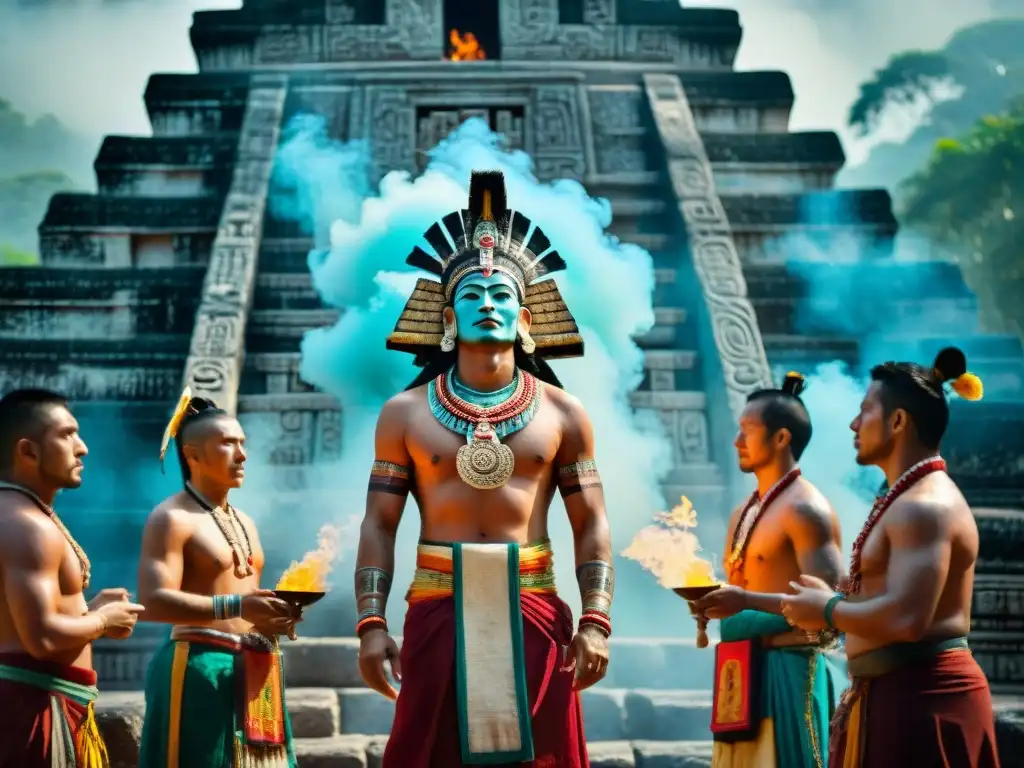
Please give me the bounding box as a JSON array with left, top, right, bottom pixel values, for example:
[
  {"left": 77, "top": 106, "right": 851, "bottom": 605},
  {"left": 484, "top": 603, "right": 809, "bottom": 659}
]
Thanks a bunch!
[
  {"left": 726, "top": 467, "right": 802, "bottom": 581},
  {"left": 427, "top": 367, "right": 541, "bottom": 490},
  {"left": 843, "top": 456, "right": 946, "bottom": 596}
]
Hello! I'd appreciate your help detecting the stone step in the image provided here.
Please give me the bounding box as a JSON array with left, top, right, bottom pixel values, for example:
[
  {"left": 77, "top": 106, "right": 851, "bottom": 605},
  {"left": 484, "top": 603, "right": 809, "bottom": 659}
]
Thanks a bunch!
[
  {"left": 144, "top": 72, "right": 249, "bottom": 137},
  {"left": 753, "top": 295, "right": 980, "bottom": 337},
  {"left": 95, "top": 686, "right": 716, "bottom": 742},
  {"left": 721, "top": 189, "right": 897, "bottom": 233},
  {"left": 245, "top": 309, "right": 341, "bottom": 353},
  {"left": 638, "top": 349, "right": 702, "bottom": 393},
  {"left": 260, "top": 238, "right": 315, "bottom": 273},
  {"left": 39, "top": 193, "right": 221, "bottom": 234},
  {"left": 636, "top": 307, "right": 694, "bottom": 349},
  {"left": 291, "top": 737, "right": 712, "bottom": 768},
  {"left": 702, "top": 131, "right": 845, "bottom": 169},
  {"left": 762, "top": 331, "right": 1024, "bottom": 372},
  {"left": 762, "top": 333, "right": 860, "bottom": 365},
  {"left": 0, "top": 265, "right": 207, "bottom": 302},
  {"left": 255, "top": 272, "right": 326, "bottom": 310},
  {"left": 744, "top": 260, "right": 976, "bottom": 301},
  {"left": 236, "top": 392, "right": 339, "bottom": 413}
]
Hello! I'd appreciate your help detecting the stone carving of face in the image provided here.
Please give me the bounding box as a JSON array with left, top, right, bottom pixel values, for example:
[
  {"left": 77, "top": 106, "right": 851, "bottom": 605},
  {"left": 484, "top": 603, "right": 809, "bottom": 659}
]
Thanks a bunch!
[{"left": 448, "top": 271, "right": 529, "bottom": 346}]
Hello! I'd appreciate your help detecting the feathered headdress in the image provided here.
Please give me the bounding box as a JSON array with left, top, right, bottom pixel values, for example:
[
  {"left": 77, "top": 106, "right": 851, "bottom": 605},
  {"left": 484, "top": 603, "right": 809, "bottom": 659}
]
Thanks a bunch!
[
  {"left": 386, "top": 169, "right": 584, "bottom": 363},
  {"left": 159, "top": 387, "right": 194, "bottom": 472}
]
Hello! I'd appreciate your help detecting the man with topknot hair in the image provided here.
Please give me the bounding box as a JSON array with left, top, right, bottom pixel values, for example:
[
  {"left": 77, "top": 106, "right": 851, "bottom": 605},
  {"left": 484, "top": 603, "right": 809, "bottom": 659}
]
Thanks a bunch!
[
  {"left": 137, "top": 390, "right": 300, "bottom": 768},
  {"left": 692, "top": 372, "right": 847, "bottom": 767},
  {"left": 783, "top": 347, "right": 999, "bottom": 767}
]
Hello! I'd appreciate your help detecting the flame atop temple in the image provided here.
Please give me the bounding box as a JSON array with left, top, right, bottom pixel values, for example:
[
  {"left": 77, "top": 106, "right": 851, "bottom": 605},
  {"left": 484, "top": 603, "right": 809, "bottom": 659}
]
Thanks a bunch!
[
  {"left": 275, "top": 524, "right": 341, "bottom": 592},
  {"left": 447, "top": 29, "right": 486, "bottom": 61},
  {"left": 621, "top": 497, "right": 719, "bottom": 588}
]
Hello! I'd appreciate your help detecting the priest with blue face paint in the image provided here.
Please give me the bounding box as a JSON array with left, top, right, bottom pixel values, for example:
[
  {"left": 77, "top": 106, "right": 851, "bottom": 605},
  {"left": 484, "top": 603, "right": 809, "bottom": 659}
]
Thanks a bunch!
[{"left": 353, "top": 170, "right": 612, "bottom": 767}]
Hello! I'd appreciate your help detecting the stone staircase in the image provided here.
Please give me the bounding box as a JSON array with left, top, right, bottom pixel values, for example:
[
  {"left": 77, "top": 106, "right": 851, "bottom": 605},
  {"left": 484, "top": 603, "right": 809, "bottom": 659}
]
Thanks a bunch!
[
  {"left": 94, "top": 636, "right": 718, "bottom": 767},
  {"left": 92, "top": 634, "right": 1024, "bottom": 767}
]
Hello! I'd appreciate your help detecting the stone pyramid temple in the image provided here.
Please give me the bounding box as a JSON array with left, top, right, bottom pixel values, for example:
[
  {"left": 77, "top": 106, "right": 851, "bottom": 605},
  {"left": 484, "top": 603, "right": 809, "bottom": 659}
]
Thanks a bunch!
[{"left": 2, "top": 1, "right": 1023, "bottom": 763}]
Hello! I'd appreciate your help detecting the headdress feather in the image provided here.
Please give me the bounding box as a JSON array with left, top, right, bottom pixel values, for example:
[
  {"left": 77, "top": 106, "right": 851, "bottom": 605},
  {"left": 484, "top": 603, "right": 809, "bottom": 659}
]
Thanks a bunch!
[
  {"left": 159, "top": 387, "right": 193, "bottom": 472},
  {"left": 385, "top": 169, "right": 584, "bottom": 363}
]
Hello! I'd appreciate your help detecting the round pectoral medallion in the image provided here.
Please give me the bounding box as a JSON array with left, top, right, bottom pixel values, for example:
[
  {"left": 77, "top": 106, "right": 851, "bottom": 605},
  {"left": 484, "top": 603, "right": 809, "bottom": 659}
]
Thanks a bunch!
[{"left": 456, "top": 439, "right": 515, "bottom": 489}]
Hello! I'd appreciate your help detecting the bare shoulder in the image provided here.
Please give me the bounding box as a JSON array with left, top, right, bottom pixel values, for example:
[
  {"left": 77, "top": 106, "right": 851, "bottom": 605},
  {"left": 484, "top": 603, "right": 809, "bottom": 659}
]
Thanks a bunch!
[
  {"left": 378, "top": 389, "right": 420, "bottom": 427},
  {"left": 545, "top": 386, "right": 590, "bottom": 424},
  {"left": 785, "top": 479, "right": 837, "bottom": 526},
  {"left": 0, "top": 504, "right": 65, "bottom": 566},
  {"left": 885, "top": 488, "right": 956, "bottom": 547},
  {"left": 144, "top": 494, "right": 196, "bottom": 537}
]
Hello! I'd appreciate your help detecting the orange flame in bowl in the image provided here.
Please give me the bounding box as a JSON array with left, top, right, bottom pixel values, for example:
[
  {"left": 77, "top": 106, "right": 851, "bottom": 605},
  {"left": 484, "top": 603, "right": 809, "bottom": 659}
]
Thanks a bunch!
[
  {"left": 448, "top": 29, "right": 486, "bottom": 61},
  {"left": 621, "top": 497, "right": 718, "bottom": 588},
  {"left": 275, "top": 524, "right": 341, "bottom": 592}
]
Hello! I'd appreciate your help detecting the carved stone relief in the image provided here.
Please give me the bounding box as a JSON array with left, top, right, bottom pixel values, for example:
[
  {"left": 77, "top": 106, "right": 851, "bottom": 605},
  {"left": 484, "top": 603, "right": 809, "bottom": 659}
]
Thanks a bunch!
[
  {"left": 183, "top": 75, "right": 289, "bottom": 415},
  {"left": 354, "top": 79, "right": 588, "bottom": 183},
  {"left": 358, "top": 86, "right": 418, "bottom": 179},
  {"left": 324, "top": 0, "right": 442, "bottom": 61},
  {"left": 290, "top": 88, "right": 353, "bottom": 141},
  {"left": 643, "top": 73, "right": 773, "bottom": 418},
  {"left": 532, "top": 85, "right": 587, "bottom": 180},
  {"left": 583, "top": 0, "right": 615, "bottom": 25},
  {"left": 586, "top": 86, "right": 648, "bottom": 176}
]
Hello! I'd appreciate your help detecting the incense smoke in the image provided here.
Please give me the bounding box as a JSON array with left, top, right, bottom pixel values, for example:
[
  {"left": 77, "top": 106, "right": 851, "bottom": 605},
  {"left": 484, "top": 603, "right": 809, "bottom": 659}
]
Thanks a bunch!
[
  {"left": 266, "top": 116, "right": 676, "bottom": 634},
  {"left": 750, "top": 189, "right": 1009, "bottom": 558}
]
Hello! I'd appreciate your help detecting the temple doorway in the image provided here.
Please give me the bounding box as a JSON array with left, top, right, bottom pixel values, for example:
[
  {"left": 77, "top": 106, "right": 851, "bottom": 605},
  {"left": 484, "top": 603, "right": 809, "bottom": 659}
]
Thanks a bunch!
[{"left": 443, "top": 0, "right": 501, "bottom": 60}]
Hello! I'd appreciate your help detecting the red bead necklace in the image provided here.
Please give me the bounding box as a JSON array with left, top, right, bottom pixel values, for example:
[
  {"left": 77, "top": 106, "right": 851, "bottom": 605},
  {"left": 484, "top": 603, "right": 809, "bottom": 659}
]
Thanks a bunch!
[
  {"left": 726, "top": 467, "right": 802, "bottom": 580},
  {"left": 844, "top": 457, "right": 946, "bottom": 596},
  {"left": 434, "top": 369, "right": 538, "bottom": 424}
]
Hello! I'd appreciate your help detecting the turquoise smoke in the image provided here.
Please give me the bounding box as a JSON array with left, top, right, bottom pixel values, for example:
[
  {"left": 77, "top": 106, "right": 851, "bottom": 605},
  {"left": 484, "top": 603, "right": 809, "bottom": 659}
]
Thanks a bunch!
[{"left": 267, "top": 116, "right": 681, "bottom": 634}]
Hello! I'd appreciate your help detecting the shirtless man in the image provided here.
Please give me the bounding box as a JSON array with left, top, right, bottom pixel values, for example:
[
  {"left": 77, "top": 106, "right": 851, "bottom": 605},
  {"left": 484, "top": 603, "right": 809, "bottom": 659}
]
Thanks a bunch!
[
  {"left": 691, "top": 373, "right": 847, "bottom": 768},
  {"left": 355, "top": 170, "right": 612, "bottom": 767},
  {"left": 136, "top": 394, "right": 299, "bottom": 768},
  {"left": 0, "top": 388, "right": 143, "bottom": 768},
  {"left": 782, "top": 347, "right": 999, "bottom": 767}
]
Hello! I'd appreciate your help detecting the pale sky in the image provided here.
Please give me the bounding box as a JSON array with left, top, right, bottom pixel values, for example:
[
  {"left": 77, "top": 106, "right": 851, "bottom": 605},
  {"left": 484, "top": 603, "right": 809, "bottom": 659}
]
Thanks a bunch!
[{"left": 0, "top": 0, "right": 1015, "bottom": 167}]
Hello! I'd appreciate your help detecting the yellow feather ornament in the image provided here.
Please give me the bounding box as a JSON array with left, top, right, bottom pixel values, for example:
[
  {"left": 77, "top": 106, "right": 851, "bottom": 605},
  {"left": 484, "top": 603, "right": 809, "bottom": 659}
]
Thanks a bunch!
[
  {"left": 951, "top": 372, "right": 984, "bottom": 401},
  {"left": 159, "top": 387, "right": 193, "bottom": 470}
]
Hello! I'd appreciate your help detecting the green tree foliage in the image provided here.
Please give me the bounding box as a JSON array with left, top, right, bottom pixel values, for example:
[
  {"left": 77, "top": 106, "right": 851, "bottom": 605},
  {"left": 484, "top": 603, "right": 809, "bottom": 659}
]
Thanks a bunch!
[
  {"left": 840, "top": 18, "right": 1024, "bottom": 191},
  {"left": 848, "top": 51, "right": 952, "bottom": 136},
  {"left": 0, "top": 97, "right": 89, "bottom": 260},
  {"left": 0, "top": 243, "right": 40, "bottom": 267},
  {"left": 900, "top": 100, "right": 1024, "bottom": 335},
  {"left": 0, "top": 170, "right": 77, "bottom": 256}
]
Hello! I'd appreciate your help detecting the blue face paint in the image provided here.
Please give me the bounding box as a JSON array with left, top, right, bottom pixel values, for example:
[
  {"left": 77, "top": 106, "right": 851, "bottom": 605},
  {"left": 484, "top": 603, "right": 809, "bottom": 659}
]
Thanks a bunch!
[{"left": 452, "top": 272, "right": 522, "bottom": 345}]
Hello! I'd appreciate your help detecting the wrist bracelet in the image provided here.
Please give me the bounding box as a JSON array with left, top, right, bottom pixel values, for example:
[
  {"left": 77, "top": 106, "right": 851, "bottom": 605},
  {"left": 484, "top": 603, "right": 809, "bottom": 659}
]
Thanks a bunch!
[
  {"left": 213, "top": 594, "right": 243, "bottom": 621},
  {"left": 579, "top": 612, "right": 612, "bottom": 637},
  {"left": 824, "top": 593, "right": 844, "bottom": 631},
  {"left": 356, "top": 615, "right": 388, "bottom": 637}
]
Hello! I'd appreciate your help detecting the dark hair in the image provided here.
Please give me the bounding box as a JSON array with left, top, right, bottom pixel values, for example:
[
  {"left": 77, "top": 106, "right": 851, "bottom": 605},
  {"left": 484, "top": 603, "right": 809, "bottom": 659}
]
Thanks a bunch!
[
  {"left": 403, "top": 346, "right": 565, "bottom": 391},
  {"left": 869, "top": 346, "right": 967, "bottom": 450},
  {"left": 174, "top": 397, "right": 229, "bottom": 482},
  {"left": 0, "top": 389, "right": 69, "bottom": 469},
  {"left": 745, "top": 372, "right": 813, "bottom": 461}
]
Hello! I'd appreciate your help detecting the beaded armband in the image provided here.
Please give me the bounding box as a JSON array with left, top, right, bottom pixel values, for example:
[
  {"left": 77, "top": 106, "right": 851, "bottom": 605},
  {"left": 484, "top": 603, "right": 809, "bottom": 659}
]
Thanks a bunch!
[
  {"left": 355, "top": 566, "right": 392, "bottom": 636},
  {"left": 212, "top": 594, "right": 242, "bottom": 621},
  {"left": 576, "top": 560, "right": 614, "bottom": 636},
  {"left": 368, "top": 461, "right": 412, "bottom": 497},
  {"left": 557, "top": 459, "right": 602, "bottom": 498}
]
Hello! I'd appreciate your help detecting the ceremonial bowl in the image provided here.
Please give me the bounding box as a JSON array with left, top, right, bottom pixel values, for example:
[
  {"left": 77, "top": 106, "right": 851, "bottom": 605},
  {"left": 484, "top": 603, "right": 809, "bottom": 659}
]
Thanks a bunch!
[
  {"left": 672, "top": 584, "right": 722, "bottom": 602},
  {"left": 273, "top": 590, "right": 326, "bottom": 608}
]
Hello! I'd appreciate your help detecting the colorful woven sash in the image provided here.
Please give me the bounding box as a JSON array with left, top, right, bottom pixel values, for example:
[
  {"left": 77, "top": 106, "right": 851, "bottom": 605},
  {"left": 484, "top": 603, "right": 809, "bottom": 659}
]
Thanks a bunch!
[
  {"left": 407, "top": 538, "right": 558, "bottom": 604},
  {"left": 0, "top": 662, "right": 107, "bottom": 768},
  {"left": 166, "top": 627, "right": 289, "bottom": 768}
]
